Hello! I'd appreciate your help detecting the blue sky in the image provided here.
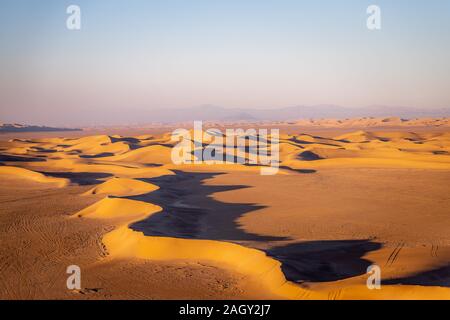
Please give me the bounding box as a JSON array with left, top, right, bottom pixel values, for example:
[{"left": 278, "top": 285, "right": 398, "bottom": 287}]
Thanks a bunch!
[{"left": 1, "top": 0, "right": 449, "bottom": 125}]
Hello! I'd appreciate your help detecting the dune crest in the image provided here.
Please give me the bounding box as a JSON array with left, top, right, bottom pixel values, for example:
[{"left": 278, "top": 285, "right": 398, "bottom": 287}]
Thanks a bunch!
[
  {"left": 76, "top": 172, "right": 450, "bottom": 300},
  {"left": 295, "top": 117, "right": 450, "bottom": 128},
  {"left": 84, "top": 177, "right": 159, "bottom": 197},
  {"left": 0, "top": 166, "right": 68, "bottom": 187},
  {"left": 75, "top": 187, "right": 320, "bottom": 299},
  {"left": 75, "top": 197, "right": 160, "bottom": 220},
  {"left": 1, "top": 126, "right": 450, "bottom": 299}
]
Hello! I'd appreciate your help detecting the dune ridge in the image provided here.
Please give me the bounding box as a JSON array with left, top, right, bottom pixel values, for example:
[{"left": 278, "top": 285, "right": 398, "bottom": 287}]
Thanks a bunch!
[
  {"left": 3, "top": 129, "right": 450, "bottom": 173},
  {"left": 294, "top": 117, "right": 450, "bottom": 128},
  {"left": 74, "top": 179, "right": 322, "bottom": 299},
  {"left": 84, "top": 178, "right": 159, "bottom": 197},
  {"left": 74, "top": 172, "right": 450, "bottom": 300},
  {"left": 1, "top": 128, "right": 450, "bottom": 299}
]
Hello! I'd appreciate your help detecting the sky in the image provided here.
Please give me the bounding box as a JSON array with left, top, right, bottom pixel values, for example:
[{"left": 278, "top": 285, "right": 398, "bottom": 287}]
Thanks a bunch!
[{"left": 1, "top": 0, "right": 450, "bottom": 125}]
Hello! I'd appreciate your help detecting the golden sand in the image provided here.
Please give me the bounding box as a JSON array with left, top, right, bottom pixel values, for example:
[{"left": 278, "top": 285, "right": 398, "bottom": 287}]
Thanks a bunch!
[{"left": 1, "top": 122, "right": 449, "bottom": 299}]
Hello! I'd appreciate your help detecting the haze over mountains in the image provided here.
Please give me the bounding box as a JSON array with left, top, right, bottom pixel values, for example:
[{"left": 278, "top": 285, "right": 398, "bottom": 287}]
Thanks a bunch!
[
  {"left": 154, "top": 105, "right": 450, "bottom": 123},
  {"left": 2, "top": 105, "right": 450, "bottom": 127},
  {"left": 60, "top": 105, "right": 450, "bottom": 125}
]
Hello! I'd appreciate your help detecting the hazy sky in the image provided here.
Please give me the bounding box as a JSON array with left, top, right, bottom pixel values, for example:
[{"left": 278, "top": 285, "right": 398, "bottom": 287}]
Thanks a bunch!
[{"left": 1, "top": 0, "right": 450, "bottom": 125}]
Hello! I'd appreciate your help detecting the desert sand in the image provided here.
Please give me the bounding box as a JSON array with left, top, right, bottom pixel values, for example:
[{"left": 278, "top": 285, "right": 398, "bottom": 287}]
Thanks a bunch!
[{"left": 0, "top": 119, "right": 449, "bottom": 300}]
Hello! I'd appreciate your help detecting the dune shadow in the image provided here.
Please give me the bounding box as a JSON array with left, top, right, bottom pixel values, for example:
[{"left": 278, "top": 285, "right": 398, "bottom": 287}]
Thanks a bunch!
[
  {"left": 0, "top": 154, "right": 46, "bottom": 162},
  {"left": 289, "top": 136, "right": 342, "bottom": 147},
  {"left": 383, "top": 264, "right": 450, "bottom": 287},
  {"left": 108, "top": 136, "right": 143, "bottom": 150},
  {"left": 79, "top": 152, "right": 115, "bottom": 159},
  {"left": 29, "top": 147, "right": 57, "bottom": 153},
  {"left": 141, "top": 163, "right": 163, "bottom": 167},
  {"left": 289, "top": 137, "right": 315, "bottom": 145},
  {"left": 128, "top": 171, "right": 288, "bottom": 242},
  {"left": 125, "top": 170, "right": 382, "bottom": 284},
  {"left": 278, "top": 166, "right": 317, "bottom": 174},
  {"left": 41, "top": 171, "right": 113, "bottom": 185},
  {"left": 266, "top": 240, "right": 382, "bottom": 283},
  {"left": 297, "top": 150, "right": 323, "bottom": 161},
  {"left": 109, "top": 136, "right": 141, "bottom": 144}
]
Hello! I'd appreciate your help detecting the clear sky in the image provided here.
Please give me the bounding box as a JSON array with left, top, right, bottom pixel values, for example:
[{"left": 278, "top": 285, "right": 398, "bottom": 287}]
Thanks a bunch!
[{"left": 1, "top": 0, "right": 450, "bottom": 125}]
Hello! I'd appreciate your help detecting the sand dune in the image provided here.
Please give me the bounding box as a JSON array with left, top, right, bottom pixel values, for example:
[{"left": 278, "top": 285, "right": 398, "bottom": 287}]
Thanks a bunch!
[
  {"left": 0, "top": 166, "right": 68, "bottom": 187},
  {"left": 101, "top": 144, "right": 172, "bottom": 164},
  {"left": 295, "top": 117, "right": 450, "bottom": 128},
  {"left": 279, "top": 130, "right": 450, "bottom": 170},
  {"left": 1, "top": 124, "right": 449, "bottom": 299},
  {"left": 76, "top": 197, "right": 160, "bottom": 220},
  {"left": 84, "top": 178, "right": 159, "bottom": 197}
]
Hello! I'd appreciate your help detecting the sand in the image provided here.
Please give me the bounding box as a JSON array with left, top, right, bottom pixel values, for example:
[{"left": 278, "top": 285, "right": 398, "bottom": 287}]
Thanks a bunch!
[{"left": 0, "top": 119, "right": 449, "bottom": 299}]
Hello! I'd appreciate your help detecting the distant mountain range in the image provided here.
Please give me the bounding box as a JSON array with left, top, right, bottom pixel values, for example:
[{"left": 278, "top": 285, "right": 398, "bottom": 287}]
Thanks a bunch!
[
  {"left": 137, "top": 105, "right": 450, "bottom": 123},
  {"left": 0, "top": 123, "right": 82, "bottom": 133},
  {"left": 2, "top": 105, "right": 450, "bottom": 127}
]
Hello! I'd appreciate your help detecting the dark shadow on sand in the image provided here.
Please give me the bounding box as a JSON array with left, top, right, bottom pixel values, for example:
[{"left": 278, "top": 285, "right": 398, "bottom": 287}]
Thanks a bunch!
[
  {"left": 41, "top": 171, "right": 113, "bottom": 185},
  {"left": 297, "top": 150, "right": 323, "bottom": 161},
  {"left": 129, "top": 171, "right": 287, "bottom": 242},
  {"left": 125, "top": 170, "right": 381, "bottom": 283},
  {"left": 79, "top": 152, "right": 115, "bottom": 159},
  {"left": 278, "top": 166, "right": 317, "bottom": 174},
  {"left": 266, "top": 240, "right": 382, "bottom": 283},
  {"left": 383, "top": 264, "right": 450, "bottom": 287},
  {"left": 0, "top": 154, "right": 46, "bottom": 162}
]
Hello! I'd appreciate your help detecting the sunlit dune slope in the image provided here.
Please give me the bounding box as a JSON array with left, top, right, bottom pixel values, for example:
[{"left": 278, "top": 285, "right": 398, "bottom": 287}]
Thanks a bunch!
[
  {"left": 84, "top": 177, "right": 159, "bottom": 197},
  {"left": 0, "top": 166, "right": 68, "bottom": 187}
]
